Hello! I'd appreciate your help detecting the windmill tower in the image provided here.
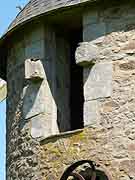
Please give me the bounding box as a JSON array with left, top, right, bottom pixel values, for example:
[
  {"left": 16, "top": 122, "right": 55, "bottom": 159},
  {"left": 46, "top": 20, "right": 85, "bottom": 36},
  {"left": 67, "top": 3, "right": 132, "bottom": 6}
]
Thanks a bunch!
[{"left": 0, "top": 0, "right": 135, "bottom": 179}]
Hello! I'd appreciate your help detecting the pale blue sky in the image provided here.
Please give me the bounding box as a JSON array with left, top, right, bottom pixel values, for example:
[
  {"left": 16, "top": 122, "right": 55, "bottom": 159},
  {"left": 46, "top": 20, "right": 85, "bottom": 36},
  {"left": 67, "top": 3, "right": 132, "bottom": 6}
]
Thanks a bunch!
[
  {"left": 0, "top": 101, "right": 6, "bottom": 180},
  {"left": 0, "top": 0, "right": 28, "bottom": 37},
  {"left": 0, "top": 1, "right": 28, "bottom": 179}
]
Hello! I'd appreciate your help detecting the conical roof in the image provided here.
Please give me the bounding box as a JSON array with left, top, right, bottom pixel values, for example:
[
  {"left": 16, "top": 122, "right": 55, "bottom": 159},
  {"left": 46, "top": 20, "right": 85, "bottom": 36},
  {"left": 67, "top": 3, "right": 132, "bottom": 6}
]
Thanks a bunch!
[{"left": 4, "top": 0, "right": 95, "bottom": 38}]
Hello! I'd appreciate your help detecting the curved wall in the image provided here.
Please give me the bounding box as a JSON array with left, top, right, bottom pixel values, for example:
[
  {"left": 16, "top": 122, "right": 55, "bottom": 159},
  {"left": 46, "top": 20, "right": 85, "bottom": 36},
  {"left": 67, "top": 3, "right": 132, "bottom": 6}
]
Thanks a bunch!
[{"left": 6, "top": 2, "right": 135, "bottom": 179}]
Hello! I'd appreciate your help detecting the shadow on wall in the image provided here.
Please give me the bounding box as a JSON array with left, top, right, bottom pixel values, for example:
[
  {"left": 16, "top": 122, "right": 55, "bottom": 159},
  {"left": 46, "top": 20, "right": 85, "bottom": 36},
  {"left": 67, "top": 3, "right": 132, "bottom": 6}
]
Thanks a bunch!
[{"left": 7, "top": 59, "right": 43, "bottom": 132}]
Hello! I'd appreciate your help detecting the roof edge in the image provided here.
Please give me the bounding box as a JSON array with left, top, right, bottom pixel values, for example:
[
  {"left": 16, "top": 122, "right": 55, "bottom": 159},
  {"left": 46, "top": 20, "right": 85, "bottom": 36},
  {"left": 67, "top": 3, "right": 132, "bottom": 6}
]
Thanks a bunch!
[{"left": 0, "top": 0, "right": 97, "bottom": 46}]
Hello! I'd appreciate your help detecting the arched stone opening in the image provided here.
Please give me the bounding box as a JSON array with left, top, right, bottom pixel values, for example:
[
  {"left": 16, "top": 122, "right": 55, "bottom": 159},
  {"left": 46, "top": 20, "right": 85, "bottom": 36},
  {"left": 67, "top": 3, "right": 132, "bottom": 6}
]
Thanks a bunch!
[{"left": 60, "top": 160, "right": 111, "bottom": 180}]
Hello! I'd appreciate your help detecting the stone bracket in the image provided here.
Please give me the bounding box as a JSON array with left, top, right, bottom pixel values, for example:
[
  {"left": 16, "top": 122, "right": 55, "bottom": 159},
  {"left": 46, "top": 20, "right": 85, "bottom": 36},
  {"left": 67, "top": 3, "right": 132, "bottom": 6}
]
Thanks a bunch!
[
  {"left": 25, "top": 58, "right": 45, "bottom": 81},
  {"left": 75, "top": 42, "right": 99, "bottom": 66}
]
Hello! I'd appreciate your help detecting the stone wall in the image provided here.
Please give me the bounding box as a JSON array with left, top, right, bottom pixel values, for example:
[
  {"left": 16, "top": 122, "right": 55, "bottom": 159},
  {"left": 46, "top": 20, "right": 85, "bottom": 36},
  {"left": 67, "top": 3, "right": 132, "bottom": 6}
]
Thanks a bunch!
[
  {"left": 6, "top": 2, "right": 135, "bottom": 180},
  {"left": 75, "top": 2, "right": 135, "bottom": 179},
  {"left": 6, "top": 23, "right": 46, "bottom": 179},
  {"left": 6, "top": 21, "right": 72, "bottom": 179}
]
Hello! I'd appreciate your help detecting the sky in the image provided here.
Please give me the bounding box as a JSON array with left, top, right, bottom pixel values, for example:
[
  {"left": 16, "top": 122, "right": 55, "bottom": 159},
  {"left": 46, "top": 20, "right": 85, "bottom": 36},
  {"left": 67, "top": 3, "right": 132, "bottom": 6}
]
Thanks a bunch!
[
  {"left": 0, "top": 1, "right": 28, "bottom": 179},
  {"left": 0, "top": 0, "right": 28, "bottom": 37},
  {"left": 0, "top": 101, "right": 6, "bottom": 180}
]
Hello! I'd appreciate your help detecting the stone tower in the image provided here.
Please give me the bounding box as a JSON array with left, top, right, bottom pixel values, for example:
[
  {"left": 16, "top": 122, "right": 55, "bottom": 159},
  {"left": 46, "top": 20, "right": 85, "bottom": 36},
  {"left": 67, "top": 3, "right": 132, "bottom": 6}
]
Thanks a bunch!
[{"left": 0, "top": 0, "right": 135, "bottom": 179}]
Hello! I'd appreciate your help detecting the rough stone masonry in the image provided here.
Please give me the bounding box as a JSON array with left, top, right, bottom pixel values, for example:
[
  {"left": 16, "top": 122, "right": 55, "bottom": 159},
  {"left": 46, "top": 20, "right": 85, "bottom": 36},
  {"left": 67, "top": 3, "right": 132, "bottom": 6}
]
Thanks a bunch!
[{"left": 0, "top": 0, "right": 135, "bottom": 179}]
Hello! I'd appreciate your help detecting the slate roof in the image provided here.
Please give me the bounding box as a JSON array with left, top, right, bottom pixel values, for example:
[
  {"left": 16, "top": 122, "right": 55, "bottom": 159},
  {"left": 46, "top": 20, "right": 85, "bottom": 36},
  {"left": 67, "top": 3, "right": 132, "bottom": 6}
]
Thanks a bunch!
[{"left": 5, "top": 0, "right": 95, "bottom": 37}]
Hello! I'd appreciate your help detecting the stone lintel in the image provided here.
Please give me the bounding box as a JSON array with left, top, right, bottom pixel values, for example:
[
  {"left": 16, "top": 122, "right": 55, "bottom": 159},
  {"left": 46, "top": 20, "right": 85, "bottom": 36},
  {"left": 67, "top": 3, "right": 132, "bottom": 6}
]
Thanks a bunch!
[{"left": 75, "top": 42, "right": 99, "bottom": 66}]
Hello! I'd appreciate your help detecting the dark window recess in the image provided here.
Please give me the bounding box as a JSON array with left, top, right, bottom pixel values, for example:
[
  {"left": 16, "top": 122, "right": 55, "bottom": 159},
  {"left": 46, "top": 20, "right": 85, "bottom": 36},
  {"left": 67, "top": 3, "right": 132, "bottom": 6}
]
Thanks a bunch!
[
  {"left": 69, "top": 29, "right": 84, "bottom": 130},
  {"left": 54, "top": 14, "right": 84, "bottom": 132}
]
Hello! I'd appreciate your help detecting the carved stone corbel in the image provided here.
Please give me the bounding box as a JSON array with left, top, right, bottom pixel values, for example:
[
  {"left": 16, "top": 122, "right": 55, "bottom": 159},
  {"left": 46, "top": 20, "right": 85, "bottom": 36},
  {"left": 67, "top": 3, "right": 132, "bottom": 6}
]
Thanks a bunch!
[
  {"left": 25, "top": 58, "right": 45, "bottom": 81},
  {"left": 75, "top": 42, "right": 99, "bottom": 66}
]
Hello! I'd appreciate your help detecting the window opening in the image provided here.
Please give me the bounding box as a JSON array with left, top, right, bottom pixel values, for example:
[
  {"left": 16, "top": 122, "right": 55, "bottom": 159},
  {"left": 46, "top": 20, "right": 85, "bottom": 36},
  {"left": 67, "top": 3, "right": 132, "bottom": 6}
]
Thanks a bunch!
[
  {"left": 69, "top": 28, "right": 84, "bottom": 130},
  {"left": 55, "top": 22, "right": 84, "bottom": 132}
]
